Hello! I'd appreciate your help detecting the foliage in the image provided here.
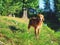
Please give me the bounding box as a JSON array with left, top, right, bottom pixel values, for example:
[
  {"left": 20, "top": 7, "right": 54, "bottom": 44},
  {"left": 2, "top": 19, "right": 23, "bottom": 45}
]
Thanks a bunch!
[
  {"left": 56, "top": 0, "right": 60, "bottom": 12},
  {"left": 0, "top": 0, "right": 23, "bottom": 16},
  {"left": 55, "top": 0, "right": 60, "bottom": 22},
  {"left": 0, "top": 0, "right": 38, "bottom": 16}
]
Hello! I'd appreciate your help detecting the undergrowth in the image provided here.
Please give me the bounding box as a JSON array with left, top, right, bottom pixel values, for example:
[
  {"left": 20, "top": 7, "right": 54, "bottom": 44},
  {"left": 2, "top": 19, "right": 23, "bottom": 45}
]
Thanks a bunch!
[{"left": 0, "top": 16, "right": 60, "bottom": 45}]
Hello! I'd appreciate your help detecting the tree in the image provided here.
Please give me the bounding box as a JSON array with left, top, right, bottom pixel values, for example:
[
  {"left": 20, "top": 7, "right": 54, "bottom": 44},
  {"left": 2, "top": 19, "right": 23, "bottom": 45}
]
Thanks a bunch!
[
  {"left": 22, "top": 0, "right": 38, "bottom": 18},
  {"left": 55, "top": 0, "right": 60, "bottom": 22},
  {"left": 0, "top": 0, "right": 4, "bottom": 15},
  {"left": 0, "top": 0, "right": 38, "bottom": 17},
  {"left": 39, "top": 0, "right": 60, "bottom": 31},
  {"left": 0, "top": 0, "right": 23, "bottom": 16}
]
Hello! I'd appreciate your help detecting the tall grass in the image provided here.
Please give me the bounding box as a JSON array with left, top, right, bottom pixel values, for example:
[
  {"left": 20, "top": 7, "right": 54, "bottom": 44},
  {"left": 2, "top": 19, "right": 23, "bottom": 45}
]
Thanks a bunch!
[{"left": 0, "top": 16, "right": 60, "bottom": 45}]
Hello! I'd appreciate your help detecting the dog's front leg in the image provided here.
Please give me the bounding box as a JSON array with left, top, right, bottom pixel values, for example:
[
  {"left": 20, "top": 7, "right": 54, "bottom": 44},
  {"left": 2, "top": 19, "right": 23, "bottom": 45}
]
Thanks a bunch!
[{"left": 35, "top": 27, "right": 39, "bottom": 39}]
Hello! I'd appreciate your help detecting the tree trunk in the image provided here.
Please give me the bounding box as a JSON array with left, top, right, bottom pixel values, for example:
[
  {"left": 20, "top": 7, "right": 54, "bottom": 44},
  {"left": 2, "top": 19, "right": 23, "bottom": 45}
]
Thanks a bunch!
[{"left": 22, "top": 8, "right": 28, "bottom": 19}]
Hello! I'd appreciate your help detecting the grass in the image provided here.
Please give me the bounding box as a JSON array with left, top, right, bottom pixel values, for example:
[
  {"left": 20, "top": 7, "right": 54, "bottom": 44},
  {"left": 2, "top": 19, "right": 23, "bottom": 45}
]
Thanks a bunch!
[{"left": 0, "top": 16, "right": 60, "bottom": 45}]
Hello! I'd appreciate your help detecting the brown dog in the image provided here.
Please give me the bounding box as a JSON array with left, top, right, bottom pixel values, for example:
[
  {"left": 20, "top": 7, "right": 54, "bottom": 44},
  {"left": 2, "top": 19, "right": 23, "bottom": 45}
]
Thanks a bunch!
[{"left": 28, "top": 14, "right": 44, "bottom": 38}]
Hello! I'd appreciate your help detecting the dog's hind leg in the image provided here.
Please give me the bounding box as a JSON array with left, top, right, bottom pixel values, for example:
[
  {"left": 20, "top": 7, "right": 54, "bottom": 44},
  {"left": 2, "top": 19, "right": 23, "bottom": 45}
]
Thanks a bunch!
[
  {"left": 28, "top": 25, "right": 30, "bottom": 29},
  {"left": 38, "top": 29, "right": 40, "bottom": 35}
]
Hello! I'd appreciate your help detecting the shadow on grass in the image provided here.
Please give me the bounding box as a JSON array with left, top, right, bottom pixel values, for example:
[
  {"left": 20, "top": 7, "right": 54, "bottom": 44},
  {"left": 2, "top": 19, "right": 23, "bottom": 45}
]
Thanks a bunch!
[{"left": 9, "top": 26, "right": 25, "bottom": 33}]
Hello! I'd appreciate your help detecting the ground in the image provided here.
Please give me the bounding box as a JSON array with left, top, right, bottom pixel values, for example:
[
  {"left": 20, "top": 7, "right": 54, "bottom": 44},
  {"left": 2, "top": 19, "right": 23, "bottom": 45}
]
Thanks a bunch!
[{"left": 0, "top": 16, "right": 60, "bottom": 45}]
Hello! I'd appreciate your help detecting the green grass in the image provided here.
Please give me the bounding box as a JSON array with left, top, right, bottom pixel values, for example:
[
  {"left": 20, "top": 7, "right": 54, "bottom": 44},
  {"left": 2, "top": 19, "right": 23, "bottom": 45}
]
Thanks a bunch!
[{"left": 0, "top": 16, "right": 60, "bottom": 45}]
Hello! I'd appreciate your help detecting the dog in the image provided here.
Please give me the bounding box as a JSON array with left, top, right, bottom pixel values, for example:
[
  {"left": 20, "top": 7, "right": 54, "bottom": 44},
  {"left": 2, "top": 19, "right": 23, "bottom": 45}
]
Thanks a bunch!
[{"left": 28, "top": 14, "right": 44, "bottom": 38}]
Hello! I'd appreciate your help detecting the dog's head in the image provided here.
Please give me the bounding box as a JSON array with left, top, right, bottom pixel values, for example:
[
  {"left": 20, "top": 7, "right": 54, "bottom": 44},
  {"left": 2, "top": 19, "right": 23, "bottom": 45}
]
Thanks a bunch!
[{"left": 38, "top": 14, "right": 44, "bottom": 21}]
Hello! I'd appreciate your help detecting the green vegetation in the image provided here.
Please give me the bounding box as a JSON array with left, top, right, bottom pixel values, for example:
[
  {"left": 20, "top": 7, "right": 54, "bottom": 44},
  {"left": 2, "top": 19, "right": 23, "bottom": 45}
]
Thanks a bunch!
[
  {"left": 0, "top": 0, "right": 38, "bottom": 16},
  {"left": 0, "top": 0, "right": 60, "bottom": 45},
  {"left": 0, "top": 16, "right": 60, "bottom": 45}
]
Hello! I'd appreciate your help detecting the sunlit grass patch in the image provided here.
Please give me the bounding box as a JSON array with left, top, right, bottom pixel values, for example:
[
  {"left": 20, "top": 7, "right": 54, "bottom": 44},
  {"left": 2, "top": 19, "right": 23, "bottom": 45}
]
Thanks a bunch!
[{"left": 0, "top": 16, "right": 60, "bottom": 45}]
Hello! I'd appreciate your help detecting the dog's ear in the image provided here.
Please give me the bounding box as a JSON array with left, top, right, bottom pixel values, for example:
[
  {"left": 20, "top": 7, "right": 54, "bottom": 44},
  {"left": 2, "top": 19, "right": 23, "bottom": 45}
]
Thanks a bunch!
[{"left": 42, "top": 16, "right": 44, "bottom": 21}]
